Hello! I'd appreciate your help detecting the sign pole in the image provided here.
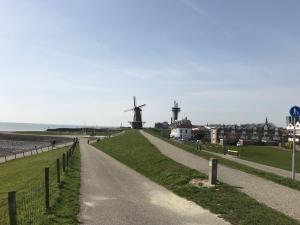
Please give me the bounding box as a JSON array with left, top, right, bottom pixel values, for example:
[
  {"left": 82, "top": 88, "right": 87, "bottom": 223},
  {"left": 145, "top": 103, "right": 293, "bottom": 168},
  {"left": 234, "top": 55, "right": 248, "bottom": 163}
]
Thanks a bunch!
[{"left": 292, "top": 116, "right": 296, "bottom": 180}]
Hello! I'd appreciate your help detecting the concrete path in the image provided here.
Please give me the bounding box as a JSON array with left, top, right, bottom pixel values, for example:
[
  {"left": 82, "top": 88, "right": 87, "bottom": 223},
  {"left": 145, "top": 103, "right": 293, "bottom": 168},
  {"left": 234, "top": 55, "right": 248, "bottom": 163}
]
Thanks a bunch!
[
  {"left": 141, "top": 131, "right": 300, "bottom": 222},
  {"left": 79, "top": 139, "right": 229, "bottom": 225},
  {"left": 202, "top": 150, "right": 300, "bottom": 181}
]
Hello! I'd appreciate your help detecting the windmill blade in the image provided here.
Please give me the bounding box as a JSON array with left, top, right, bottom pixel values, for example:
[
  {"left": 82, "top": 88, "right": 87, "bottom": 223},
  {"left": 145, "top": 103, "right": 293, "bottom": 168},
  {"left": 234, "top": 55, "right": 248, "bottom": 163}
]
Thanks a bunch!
[
  {"left": 137, "top": 104, "right": 146, "bottom": 108},
  {"left": 124, "top": 108, "right": 134, "bottom": 112},
  {"left": 133, "top": 96, "right": 136, "bottom": 107}
]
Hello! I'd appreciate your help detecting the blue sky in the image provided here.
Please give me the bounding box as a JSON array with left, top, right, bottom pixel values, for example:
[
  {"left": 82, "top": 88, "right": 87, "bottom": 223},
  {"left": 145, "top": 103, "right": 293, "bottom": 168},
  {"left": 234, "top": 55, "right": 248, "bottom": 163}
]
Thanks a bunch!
[{"left": 0, "top": 0, "right": 299, "bottom": 127}]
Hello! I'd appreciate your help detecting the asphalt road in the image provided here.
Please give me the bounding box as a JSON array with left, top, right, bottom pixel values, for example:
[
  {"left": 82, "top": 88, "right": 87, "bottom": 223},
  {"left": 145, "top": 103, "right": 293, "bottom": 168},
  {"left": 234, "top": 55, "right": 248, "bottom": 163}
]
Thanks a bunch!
[
  {"left": 79, "top": 139, "right": 229, "bottom": 225},
  {"left": 141, "top": 131, "right": 300, "bottom": 222}
]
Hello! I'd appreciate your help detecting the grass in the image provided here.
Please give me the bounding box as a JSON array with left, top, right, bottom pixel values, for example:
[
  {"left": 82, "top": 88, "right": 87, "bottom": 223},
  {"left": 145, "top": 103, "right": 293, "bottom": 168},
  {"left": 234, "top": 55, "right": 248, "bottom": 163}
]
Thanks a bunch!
[
  {"left": 229, "top": 146, "right": 299, "bottom": 172},
  {"left": 0, "top": 145, "right": 80, "bottom": 225},
  {"left": 42, "top": 145, "right": 81, "bottom": 225},
  {"left": 92, "top": 130, "right": 300, "bottom": 225},
  {"left": 145, "top": 128, "right": 300, "bottom": 191},
  {"left": 0, "top": 147, "right": 68, "bottom": 198}
]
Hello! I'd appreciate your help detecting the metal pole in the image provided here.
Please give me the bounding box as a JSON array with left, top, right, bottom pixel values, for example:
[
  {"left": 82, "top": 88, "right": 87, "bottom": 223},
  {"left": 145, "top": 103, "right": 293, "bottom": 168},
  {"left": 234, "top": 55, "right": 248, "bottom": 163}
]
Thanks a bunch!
[{"left": 292, "top": 117, "right": 296, "bottom": 180}]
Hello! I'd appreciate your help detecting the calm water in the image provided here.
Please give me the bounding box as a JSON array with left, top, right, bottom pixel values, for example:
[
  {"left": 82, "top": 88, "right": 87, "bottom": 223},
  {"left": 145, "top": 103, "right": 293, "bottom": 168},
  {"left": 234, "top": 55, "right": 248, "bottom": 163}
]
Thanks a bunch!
[{"left": 0, "top": 122, "right": 81, "bottom": 132}]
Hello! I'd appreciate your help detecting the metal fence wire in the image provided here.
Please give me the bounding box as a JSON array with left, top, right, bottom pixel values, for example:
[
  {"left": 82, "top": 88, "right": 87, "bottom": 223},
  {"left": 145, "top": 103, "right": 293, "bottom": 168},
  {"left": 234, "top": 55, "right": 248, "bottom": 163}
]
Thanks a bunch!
[
  {"left": 0, "top": 197, "right": 9, "bottom": 225},
  {"left": 0, "top": 142, "right": 78, "bottom": 225}
]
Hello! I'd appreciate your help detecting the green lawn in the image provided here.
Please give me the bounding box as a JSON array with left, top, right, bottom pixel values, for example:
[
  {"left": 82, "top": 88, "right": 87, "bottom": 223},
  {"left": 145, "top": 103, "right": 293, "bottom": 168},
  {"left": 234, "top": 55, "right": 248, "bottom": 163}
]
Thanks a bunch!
[
  {"left": 203, "top": 144, "right": 300, "bottom": 172},
  {"left": 146, "top": 128, "right": 300, "bottom": 191},
  {"left": 0, "top": 147, "right": 67, "bottom": 198},
  {"left": 92, "top": 130, "right": 299, "bottom": 225},
  {"left": 0, "top": 145, "right": 80, "bottom": 225}
]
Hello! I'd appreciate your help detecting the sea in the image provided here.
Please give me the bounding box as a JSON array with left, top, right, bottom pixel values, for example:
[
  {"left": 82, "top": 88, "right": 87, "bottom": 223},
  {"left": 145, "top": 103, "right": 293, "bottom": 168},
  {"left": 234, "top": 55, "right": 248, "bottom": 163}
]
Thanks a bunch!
[{"left": 0, "top": 122, "right": 82, "bottom": 132}]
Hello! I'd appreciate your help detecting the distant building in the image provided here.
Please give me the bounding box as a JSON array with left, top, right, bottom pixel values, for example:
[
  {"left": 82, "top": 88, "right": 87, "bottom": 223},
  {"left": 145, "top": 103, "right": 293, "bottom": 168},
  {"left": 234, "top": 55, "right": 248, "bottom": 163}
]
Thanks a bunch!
[
  {"left": 169, "top": 101, "right": 192, "bottom": 140},
  {"left": 286, "top": 119, "right": 300, "bottom": 143},
  {"left": 170, "top": 117, "right": 192, "bottom": 140},
  {"left": 209, "top": 118, "right": 283, "bottom": 145},
  {"left": 154, "top": 121, "right": 169, "bottom": 129}
]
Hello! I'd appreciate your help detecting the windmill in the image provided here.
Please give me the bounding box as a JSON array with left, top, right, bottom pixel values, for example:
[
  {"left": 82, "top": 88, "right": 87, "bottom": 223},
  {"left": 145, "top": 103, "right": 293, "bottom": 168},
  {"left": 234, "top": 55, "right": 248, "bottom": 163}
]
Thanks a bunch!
[{"left": 124, "top": 96, "right": 146, "bottom": 129}]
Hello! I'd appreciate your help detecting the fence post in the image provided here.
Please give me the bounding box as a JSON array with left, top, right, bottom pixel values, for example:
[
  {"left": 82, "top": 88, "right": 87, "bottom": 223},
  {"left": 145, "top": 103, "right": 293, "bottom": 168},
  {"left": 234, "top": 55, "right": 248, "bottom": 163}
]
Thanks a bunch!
[
  {"left": 8, "top": 191, "right": 17, "bottom": 225},
  {"left": 66, "top": 151, "right": 69, "bottom": 168},
  {"left": 14, "top": 154, "right": 16, "bottom": 159},
  {"left": 56, "top": 159, "right": 60, "bottom": 185},
  {"left": 45, "top": 167, "right": 50, "bottom": 210},
  {"left": 23, "top": 152, "right": 25, "bottom": 157},
  {"left": 62, "top": 154, "right": 66, "bottom": 172},
  {"left": 5, "top": 155, "right": 7, "bottom": 162}
]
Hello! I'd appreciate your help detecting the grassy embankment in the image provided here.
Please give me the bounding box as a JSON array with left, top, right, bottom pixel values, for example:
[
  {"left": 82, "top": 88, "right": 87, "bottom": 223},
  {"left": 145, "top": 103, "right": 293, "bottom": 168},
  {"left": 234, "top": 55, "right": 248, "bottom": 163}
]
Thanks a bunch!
[
  {"left": 146, "top": 128, "right": 300, "bottom": 191},
  {"left": 42, "top": 145, "right": 80, "bottom": 225},
  {"left": 0, "top": 145, "right": 80, "bottom": 225},
  {"left": 92, "top": 130, "right": 299, "bottom": 225},
  {"left": 205, "top": 144, "right": 300, "bottom": 172}
]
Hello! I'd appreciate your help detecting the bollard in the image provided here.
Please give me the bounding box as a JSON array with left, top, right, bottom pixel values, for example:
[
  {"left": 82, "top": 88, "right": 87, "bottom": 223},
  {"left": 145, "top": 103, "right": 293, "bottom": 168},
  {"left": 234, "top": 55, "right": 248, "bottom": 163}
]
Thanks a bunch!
[
  {"left": 209, "top": 158, "right": 218, "bottom": 185},
  {"left": 56, "top": 159, "right": 60, "bottom": 185},
  {"left": 5, "top": 155, "right": 7, "bottom": 162},
  {"left": 45, "top": 167, "right": 50, "bottom": 210},
  {"left": 14, "top": 154, "right": 16, "bottom": 159},
  {"left": 62, "top": 154, "right": 66, "bottom": 172},
  {"left": 8, "top": 191, "right": 17, "bottom": 225}
]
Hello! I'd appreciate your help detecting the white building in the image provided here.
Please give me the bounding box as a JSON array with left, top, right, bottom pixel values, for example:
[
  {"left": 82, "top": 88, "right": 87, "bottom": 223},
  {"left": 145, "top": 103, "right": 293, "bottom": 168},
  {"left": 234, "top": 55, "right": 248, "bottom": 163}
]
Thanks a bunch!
[
  {"left": 170, "top": 117, "right": 192, "bottom": 140},
  {"left": 287, "top": 122, "right": 300, "bottom": 142}
]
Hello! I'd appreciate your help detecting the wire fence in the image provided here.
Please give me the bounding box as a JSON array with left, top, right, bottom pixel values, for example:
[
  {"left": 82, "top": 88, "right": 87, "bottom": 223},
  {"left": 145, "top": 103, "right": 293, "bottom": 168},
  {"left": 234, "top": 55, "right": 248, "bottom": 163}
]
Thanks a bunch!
[
  {"left": 0, "top": 141, "right": 78, "bottom": 225},
  {"left": 0, "top": 141, "right": 74, "bottom": 164}
]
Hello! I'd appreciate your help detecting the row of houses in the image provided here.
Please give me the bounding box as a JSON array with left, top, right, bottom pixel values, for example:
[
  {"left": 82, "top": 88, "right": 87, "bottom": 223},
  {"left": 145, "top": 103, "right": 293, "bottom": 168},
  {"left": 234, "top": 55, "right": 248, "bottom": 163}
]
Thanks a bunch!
[
  {"left": 210, "top": 118, "right": 284, "bottom": 145},
  {"left": 155, "top": 101, "right": 297, "bottom": 146}
]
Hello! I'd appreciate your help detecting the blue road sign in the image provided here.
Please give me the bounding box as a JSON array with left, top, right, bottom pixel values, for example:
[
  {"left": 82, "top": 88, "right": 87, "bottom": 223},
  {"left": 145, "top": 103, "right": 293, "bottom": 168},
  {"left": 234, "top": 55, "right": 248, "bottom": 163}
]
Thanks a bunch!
[{"left": 290, "top": 106, "right": 300, "bottom": 117}]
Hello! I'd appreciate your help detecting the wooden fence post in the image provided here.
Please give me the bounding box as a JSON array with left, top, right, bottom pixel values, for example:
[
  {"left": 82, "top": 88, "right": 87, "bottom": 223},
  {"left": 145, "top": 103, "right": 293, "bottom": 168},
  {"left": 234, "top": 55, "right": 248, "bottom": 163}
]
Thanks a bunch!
[
  {"left": 62, "top": 154, "right": 66, "bottom": 172},
  {"left": 8, "top": 191, "right": 17, "bottom": 225},
  {"left": 66, "top": 151, "right": 69, "bottom": 168},
  {"left": 45, "top": 167, "right": 50, "bottom": 210},
  {"left": 56, "top": 159, "right": 60, "bottom": 184}
]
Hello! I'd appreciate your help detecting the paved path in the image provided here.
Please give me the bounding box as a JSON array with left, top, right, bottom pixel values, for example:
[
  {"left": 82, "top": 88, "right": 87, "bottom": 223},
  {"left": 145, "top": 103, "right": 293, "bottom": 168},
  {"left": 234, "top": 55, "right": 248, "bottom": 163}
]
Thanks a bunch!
[
  {"left": 202, "top": 150, "right": 300, "bottom": 181},
  {"left": 79, "top": 138, "right": 229, "bottom": 225},
  {"left": 141, "top": 131, "right": 300, "bottom": 222}
]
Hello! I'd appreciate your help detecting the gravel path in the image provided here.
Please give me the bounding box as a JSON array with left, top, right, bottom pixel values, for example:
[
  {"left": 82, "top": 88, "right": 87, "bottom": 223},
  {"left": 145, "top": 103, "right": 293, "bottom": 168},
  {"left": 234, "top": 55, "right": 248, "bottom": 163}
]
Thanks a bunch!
[
  {"left": 141, "top": 131, "right": 300, "bottom": 222},
  {"left": 79, "top": 138, "right": 229, "bottom": 225},
  {"left": 202, "top": 150, "right": 300, "bottom": 181}
]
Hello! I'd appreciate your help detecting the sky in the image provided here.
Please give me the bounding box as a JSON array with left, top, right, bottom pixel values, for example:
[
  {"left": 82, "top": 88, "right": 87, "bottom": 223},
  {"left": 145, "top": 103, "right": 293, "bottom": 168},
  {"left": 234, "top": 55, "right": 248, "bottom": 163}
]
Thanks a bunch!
[{"left": 0, "top": 0, "right": 299, "bottom": 127}]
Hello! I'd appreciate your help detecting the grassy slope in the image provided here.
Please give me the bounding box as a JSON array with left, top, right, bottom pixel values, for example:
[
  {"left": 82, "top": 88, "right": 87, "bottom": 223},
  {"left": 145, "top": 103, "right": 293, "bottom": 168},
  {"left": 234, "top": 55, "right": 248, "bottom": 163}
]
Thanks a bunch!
[
  {"left": 0, "top": 147, "right": 68, "bottom": 198},
  {"left": 42, "top": 145, "right": 81, "bottom": 225},
  {"left": 204, "top": 144, "right": 300, "bottom": 172},
  {"left": 92, "top": 130, "right": 299, "bottom": 225},
  {"left": 0, "top": 145, "right": 80, "bottom": 225},
  {"left": 146, "top": 129, "right": 300, "bottom": 191}
]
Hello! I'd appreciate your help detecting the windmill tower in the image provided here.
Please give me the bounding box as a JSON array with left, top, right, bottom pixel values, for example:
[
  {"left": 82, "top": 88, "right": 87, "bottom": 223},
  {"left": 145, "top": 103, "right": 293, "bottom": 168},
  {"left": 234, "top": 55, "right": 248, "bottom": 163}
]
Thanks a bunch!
[{"left": 124, "top": 96, "right": 146, "bottom": 129}]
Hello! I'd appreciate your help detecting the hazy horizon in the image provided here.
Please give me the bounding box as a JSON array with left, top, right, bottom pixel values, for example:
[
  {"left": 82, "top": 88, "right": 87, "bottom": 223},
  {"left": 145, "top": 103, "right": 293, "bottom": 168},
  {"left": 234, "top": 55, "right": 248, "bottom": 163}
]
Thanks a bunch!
[{"left": 0, "top": 0, "right": 299, "bottom": 127}]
